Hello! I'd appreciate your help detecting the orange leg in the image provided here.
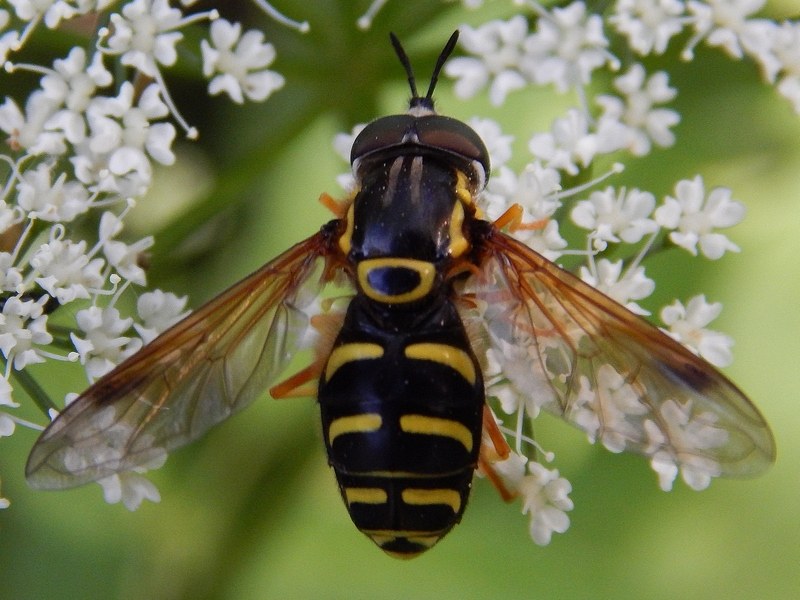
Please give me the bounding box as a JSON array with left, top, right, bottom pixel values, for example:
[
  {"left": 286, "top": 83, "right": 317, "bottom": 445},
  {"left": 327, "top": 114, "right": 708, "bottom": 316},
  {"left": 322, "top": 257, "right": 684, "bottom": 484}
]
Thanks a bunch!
[
  {"left": 318, "top": 192, "right": 348, "bottom": 218},
  {"left": 479, "top": 405, "right": 517, "bottom": 502},
  {"left": 269, "top": 363, "right": 320, "bottom": 399},
  {"left": 492, "top": 203, "right": 549, "bottom": 232}
]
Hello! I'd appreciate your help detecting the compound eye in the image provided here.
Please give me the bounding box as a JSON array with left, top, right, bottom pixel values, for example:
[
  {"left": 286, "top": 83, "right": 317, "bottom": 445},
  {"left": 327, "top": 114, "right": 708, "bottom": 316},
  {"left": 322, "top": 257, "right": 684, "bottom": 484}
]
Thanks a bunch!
[
  {"left": 416, "top": 116, "right": 490, "bottom": 176},
  {"left": 350, "top": 115, "right": 416, "bottom": 164}
]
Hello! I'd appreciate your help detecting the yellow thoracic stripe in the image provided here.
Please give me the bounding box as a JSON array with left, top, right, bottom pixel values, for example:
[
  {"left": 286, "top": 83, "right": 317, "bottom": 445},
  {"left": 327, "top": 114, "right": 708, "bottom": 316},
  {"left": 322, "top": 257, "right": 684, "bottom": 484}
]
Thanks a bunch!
[
  {"left": 448, "top": 200, "right": 469, "bottom": 258},
  {"left": 356, "top": 257, "right": 436, "bottom": 304},
  {"left": 401, "top": 488, "right": 462, "bottom": 513},
  {"left": 403, "top": 342, "right": 476, "bottom": 385},
  {"left": 328, "top": 413, "right": 382, "bottom": 445},
  {"left": 344, "top": 487, "right": 388, "bottom": 505},
  {"left": 399, "top": 414, "right": 474, "bottom": 453},
  {"left": 338, "top": 203, "right": 355, "bottom": 255},
  {"left": 325, "top": 342, "right": 384, "bottom": 381}
]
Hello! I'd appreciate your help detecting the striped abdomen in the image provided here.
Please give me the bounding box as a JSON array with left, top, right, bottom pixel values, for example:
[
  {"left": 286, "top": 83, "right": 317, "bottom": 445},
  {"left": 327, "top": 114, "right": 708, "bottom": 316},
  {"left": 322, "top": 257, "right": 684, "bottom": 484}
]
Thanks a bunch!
[{"left": 318, "top": 295, "right": 484, "bottom": 558}]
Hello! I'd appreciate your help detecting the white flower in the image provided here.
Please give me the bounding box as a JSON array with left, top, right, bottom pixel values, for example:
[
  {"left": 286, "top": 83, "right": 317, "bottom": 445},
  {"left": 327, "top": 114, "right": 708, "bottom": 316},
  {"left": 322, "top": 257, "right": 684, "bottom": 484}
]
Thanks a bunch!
[
  {"left": 71, "top": 305, "right": 142, "bottom": 380},
  {"left": 444, "top": 16, "right": 530, "bottom": 105},
  {"left": 98, "top": 211, "right": 154, "bottom": 286},
  {"left": 644, "top": 398, "right": 728, "bottom": 491},
  {"left": 98, "top": 470, "right": 161, "bottom": 511},
  {"left": 685, "top": 0, "right": 775, "bottom": 67},
  {"left": 528, "top": 108, "right": 597, "bottom": 175},
  {"left": 518, "top": 461, "right": 573, "bottom": 545},
  {"left": 104, "top": 0, "right": 184, "bottom": 77},
  {"left": 522, "top": 1, "right": 617, "bottom": 93},
  {"left": 15, "top": 163, "right": 92, "bottom": 222},
  {"left": 468, "top": 117, "right": 514, "bottom": 169},
  {"left": 0, "top": 296, "right": 53, "bottom": 370},
  {"left": 8, "top": 0, "right": 76, "bottom": 29},
  {"left": 654, "top": 175, "right": 745, "bottom": 259},
  {"left": 610, "top": 0, "right": 687, "bottom": 55},
  {"left": 580, "top": 259, "right": 655, "bottom": 315},
  {"left": 0, "top": 92, "right": 64, "bottom": 155},
  {"left": 30, "top": 236, "right": 105, "bottom": 304},
  {"left": 41, "top": 48, "right": 112, "bottom": 144},
  {"left": 201, "top": 19, "right": 285, "bottom": 104},
  {"left": 134, "top": 290, "right": 188, "bottom": 344},
  {"left": 772, "top": 21, "right": 800, "bottom": 113},
  {"left": 0, "top": 253, "right": 23, "bottom": 294},
  {"left": 0, "top": 476, "right": 9, "bottom": 508},
  {"left": 571, "top": 186, "right": 658, "bottom": 248},
  {"left": 77, "top": 82, "right": 176, "bottom": 194},
  {"left": 595, "top": 65, "right": 680, "bottom": 156},
  {"left": 660, "top": 295, "right": 733, "bottom": 367}
]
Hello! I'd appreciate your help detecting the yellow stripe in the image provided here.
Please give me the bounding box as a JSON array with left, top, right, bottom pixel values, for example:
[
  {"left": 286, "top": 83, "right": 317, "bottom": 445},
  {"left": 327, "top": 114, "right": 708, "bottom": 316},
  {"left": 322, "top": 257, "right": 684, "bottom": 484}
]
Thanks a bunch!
[
  {"left": 448, "top": 200, "right": 469, "bottom": 258},
  {"left": 399, "top": 414, "right": 474, "bottom": 453},
  {"left": 344, "top": 487, "right": 388, "bottom": 505},
  {"left": 401, "top": 488, "right": 462, "bottom": 513},
  {"left": 338, "top": 204, "right": 355, "bottom": 255},
  {"left": 403, "top": 343, "right": 476, "bottom": 385},
  {"left": 325, "top": 342, "right": 384, "bottom": 381},
  {"left": 356, "top": 257, "right": 436, "bottom": 304},
  {"left": 328, "top": 413, "right": 382, "bottom": 444}
]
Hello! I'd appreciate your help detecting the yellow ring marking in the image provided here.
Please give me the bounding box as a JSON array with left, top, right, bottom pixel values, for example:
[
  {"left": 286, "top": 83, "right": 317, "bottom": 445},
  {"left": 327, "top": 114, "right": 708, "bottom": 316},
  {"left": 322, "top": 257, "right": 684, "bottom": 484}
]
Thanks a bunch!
[
  {"left": 338, "top": 203, "right": 355, "bottom": 255},
  {"left": 401, "top": 488, "right": 462, "bottom": 513},
  {"left": 404, "top": 343, "right": 476, "bottom": 385},
  {"left": 399, "top": 414, "right": 474, "bottom": 453},
  {"left": 325, "top": 342, "right": 384, "bottom": 381},
  {"left": 344, "top": 487, "right": 388, "bottom": 505},
  {"left": 328, "top": 413, "right": 382, "bottom": 445},
  {"left": 356, "top": 257, "right": 436, "bottom": 304}
]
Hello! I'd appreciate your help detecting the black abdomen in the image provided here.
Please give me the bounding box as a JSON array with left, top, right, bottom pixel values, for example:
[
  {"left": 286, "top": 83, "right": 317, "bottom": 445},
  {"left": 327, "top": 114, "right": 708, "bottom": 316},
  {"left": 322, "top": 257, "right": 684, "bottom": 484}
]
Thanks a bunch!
[{"left": 318, "top": 296, "right": 484, "bottom": 558}]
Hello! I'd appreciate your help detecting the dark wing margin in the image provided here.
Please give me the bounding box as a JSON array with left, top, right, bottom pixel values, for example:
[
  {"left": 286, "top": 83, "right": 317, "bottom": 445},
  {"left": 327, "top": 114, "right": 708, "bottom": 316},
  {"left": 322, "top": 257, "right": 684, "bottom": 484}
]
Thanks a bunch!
[
  {"left": 27, "top": 231, "right": 336, "bottom": 489},
  {"left": 462, "top": 230, "right": 774, "bottom": 486}
]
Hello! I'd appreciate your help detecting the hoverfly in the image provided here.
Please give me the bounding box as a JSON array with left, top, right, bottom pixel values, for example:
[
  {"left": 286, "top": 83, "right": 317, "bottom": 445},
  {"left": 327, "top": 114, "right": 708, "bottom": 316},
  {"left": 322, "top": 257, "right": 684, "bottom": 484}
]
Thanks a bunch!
[{"left": 26, "top": 32, "right": 775, "bottom": 558}]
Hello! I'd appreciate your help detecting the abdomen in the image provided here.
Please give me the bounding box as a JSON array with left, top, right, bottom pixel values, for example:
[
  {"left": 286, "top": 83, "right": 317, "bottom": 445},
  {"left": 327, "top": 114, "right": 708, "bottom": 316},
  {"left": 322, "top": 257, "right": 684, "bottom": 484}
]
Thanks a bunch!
[{"left": 318, "top": 296, "right": 484, "bottom": 558}]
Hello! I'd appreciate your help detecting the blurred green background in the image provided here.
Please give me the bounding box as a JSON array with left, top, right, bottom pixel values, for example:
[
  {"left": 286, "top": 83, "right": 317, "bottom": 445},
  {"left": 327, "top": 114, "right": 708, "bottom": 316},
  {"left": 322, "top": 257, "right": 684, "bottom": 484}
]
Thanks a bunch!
[{"left": 2, "top": 2, "right": 799, "bottom": 599}]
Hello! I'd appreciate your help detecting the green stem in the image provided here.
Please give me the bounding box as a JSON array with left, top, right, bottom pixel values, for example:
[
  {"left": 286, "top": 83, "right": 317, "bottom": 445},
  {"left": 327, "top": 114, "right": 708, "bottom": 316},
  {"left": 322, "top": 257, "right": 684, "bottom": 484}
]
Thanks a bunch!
[{"left": 12, "top": 368, "right": 58, "bottom": 415}]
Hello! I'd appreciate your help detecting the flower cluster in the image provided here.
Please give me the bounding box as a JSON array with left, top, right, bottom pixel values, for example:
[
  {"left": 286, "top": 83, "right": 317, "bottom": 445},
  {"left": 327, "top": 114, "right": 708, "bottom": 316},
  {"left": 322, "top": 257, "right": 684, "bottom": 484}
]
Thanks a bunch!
[{"left": 0, "top": 1, "right": 289, "bottom": 510}]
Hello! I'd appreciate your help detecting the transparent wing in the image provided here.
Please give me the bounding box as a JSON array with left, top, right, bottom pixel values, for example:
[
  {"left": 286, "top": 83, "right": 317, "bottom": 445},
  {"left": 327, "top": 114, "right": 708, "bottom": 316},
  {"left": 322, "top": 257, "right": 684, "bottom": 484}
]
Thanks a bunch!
[
  {"left": 27, "top": 231, "right": 337, "bottom": 489},
  {"left": 464, "top": 231, "right": 774, "bottom": 484}
]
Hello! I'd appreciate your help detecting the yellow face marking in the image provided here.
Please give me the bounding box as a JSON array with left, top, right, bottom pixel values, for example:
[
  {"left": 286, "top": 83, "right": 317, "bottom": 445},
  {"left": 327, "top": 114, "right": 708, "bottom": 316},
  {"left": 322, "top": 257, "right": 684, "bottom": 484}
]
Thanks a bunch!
[
  {"left": 337, "top": 203, "right": 355, "bottom": 255},
  {"left": 399, "top": 414, "right": 474, "bottom": 453},
  {"left": 447, "top": 200, "right": 469, "bottom": 258},
  {"left": 401, "top": 488, "right": 462, "bottom": 513},
  {"left": 325, "top": 342, "right": 384, "bottom": 381},
  {"left": 404, "top": 343, "right": 477, "bottom": 385},
  {"left": 356, "top": 257, "right": 436, "bottom": 304},
  {"left": 328, "top": 413, "right": 382, "bottom": 445},
  {"left": 344, "top": 487, "right": 388, "bottom": 505}
]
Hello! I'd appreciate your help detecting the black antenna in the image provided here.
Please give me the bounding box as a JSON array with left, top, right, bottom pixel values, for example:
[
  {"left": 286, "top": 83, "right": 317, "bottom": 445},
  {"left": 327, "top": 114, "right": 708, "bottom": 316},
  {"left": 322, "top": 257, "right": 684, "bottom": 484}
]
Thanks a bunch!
[{"left": 389, "top": 31, "right": 460, "bottom": 109}]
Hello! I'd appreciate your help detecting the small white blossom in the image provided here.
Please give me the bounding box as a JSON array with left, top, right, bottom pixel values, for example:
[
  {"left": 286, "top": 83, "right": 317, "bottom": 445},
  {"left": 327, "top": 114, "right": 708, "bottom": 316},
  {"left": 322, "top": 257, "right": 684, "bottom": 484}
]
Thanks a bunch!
[
  {"left": 104, "top": 0, "right": 185, "bottom": 77},
  {"left": 134, "top": 290, "right": 188, "bottom": 344},
  {"left": 0, "top": 476, "right": 9, "bottom": 508},
  {"left": 660, "top": 295, "right": 733, "bottom": 367},
  {"left": 0, "top": 296, "right": 53, "bottom": 370},
  {"left": 528, "top": 108, "right": 597, "bottom": 175},
  {"left": 654, "top": 176, "right": 744, "bottom": 259},
  {"left": 71, "top": 305, "right": 142, "bottom": 380},
  {"left": 0, "top": 92, "right": 64, "bottom": 155},
  {"left": 571, "top": 186, "right": 658, "bottom": 248},
  {"left": 522, "top": 1, "right": 618, "bottom": 93},
  {"left": 98, "top": 470, "right": 161, "bottom": 511},
  {"left": 772, "top": 21, "right": 800, "bottom": 113},
  {"left": 445, "top": 16, "right": 530, "bottom": 105},
  {"left": 518, "top": 461, "right": 574, "bottom": 545},
  {"left": 644, "top": 398, "right": 728, "bottom": 490},
  {"left": 580, "top": 259, "right": 655, "bottom": 315},
  {"left": 595, "top": 65, "right": 680, "bottom": 156},
  {"left": 610, "top": 0, "right": 687, "bottom": 55},
  {"left": 201, "top": 19, "right": 285, "bottom": 104},
  {"left": 8, "top": 0, "right": 76, "bottom": 29},
  {"left": 41, "top": 48, "right": 112, "bottom": 144},
  {"left": 30, "top": 236, "right": 105, "bottom": 304},
  {"left": 15, "top": 163, "right": 92, "bottom": 222},
  {"left": 99, "top": 211, "right": 153, "bottom": 285},
  {"left": 468, "top": 117, "right": 514, "bottom": 169}
]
